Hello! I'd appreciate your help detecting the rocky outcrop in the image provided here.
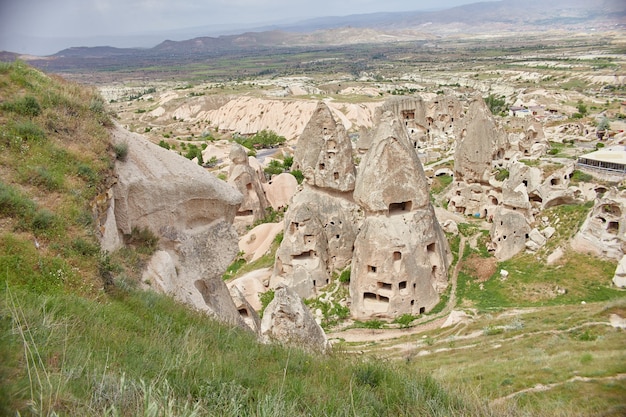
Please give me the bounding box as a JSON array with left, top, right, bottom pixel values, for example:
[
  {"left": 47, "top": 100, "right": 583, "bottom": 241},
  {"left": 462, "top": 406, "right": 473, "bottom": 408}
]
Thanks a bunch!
[
  {"left": 260, "top": 284, "right": 329, "bottom": 353},
  {"left": 350, "top": 110, "right": 451, "bottom": 319},
  {"left": 262, "top": 172, "right": 298, "bottom": 210},
  {"left": 454, "top": 96, "right": 508, "bottom": 184},
  {"left": 489, "top": 207, "right": 531, "bottom": 261},
  {"left": 293, "top": 102, "right": 356, "bottom": 192},
  {"left": 271, "top": 102, "right": 362, "bottom": 299},
  {"left": 271, "top": 187, "right": 361, "bottom": 299},
  {"left": 572, "top": 188, "right": 626, "bottom": 260},
  {"left": 228, "top": 143, "right": 270, "bottom": 231},
  {"left": 102, "top": 123, "right": 246, "bottom": 326}
]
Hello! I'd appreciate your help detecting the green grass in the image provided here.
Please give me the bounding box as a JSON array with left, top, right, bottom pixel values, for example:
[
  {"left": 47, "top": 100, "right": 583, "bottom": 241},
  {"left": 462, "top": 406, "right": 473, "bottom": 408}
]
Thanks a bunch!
[{"left": 0, "top": 284, "right": 500, "bottom": 416}]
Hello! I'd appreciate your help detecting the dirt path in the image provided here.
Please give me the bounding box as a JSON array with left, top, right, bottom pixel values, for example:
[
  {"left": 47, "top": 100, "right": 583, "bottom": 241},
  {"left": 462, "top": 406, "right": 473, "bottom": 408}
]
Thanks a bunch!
[{"left": 327, "top": 234, "right": 468, "bottom": 343}]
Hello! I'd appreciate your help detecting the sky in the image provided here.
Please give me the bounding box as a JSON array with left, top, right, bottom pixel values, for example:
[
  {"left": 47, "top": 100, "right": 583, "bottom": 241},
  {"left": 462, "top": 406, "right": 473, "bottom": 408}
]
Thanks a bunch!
[{"left": 0, "top": 0, "right": 488, "bottom": 56}]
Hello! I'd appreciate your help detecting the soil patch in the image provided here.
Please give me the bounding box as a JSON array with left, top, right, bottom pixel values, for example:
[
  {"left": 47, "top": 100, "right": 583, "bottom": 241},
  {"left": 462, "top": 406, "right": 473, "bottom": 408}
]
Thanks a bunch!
[{"left": 463, "top": 254, "right": 497, "bottom": 282}]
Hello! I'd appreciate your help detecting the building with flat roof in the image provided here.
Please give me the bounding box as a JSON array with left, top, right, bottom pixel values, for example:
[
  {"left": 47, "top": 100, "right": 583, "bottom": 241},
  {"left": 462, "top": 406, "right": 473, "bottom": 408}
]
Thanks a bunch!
[{"left": 577, "top": 146, "right": 626, "bottom": 175}]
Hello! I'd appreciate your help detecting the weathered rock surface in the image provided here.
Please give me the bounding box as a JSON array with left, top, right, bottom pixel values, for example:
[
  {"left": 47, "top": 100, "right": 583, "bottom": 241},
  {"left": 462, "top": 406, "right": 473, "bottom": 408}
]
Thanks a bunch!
[
  {"left": 350, "top": 109, "right": 451, "bottom": 319},
  {"left": 490, "top": 207, "right": 531, "bottom": 261},
  {"left": 572, "top": 188, "right": 626, "bottom": 260},
  {"left": 260, "top": 284, "right": 329, "bottom": 353},
  {"left": 612, "top": 255, "right": 626, "bottom": 288},
  {"left": 229, "top": 285, "right": 262, "bottom": 333},
  {"left": 293, "top": 102, "right": 356, "bottom": 192},
  {"left": 228, "top": 143, "right": 270, "bottom": 230},
  {"left": 103, "top": 123, "right": 246, "bottom": 326},
  {"left": 271, "top": 186, "right": 362, "bottom": 299},
  {"left": 262, "top": 172, "right": 298, "bottom": 210},
  {"left": 239, "top": 222, "right": 284, "bottom": 263},
  {"left": 454, "top": 96, "right": 508, "bottom": 184},
  {"left": 270, "top": 103, "right": 362, "bottom": 299},
  {"left": 354, "top": 111, "right": 430, "bottom": 213}
]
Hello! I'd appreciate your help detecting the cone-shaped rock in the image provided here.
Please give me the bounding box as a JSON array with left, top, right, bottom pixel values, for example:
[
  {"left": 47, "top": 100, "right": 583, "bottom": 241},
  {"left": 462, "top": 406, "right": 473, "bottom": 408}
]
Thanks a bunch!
[
  {"left": 454, "top": 96, "right": 507, "bottom": 184},
  {"left": 354, "top": 110, "right": 430, "bottom": 213},
  {"left": 350, "top": 110, "right": 451, "bottom": 320},
  {"left": 293, "top": 102, "right": 356, "bottom": 192}
]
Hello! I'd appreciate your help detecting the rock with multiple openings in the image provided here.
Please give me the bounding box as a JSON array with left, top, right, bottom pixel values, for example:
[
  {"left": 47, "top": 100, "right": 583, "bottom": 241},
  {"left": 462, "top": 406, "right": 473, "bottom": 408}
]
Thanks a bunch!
[
  {"left": 103, "top": 123, "right": 246, "bottom": 327},
  {"left": 572, "top": 188, "right": 626, "bottom": 260},
  {"left": 228, "top": 143, "right": 271, "bottom": 231},
  {"left": 292, "top": 102, "right": 356, "bottom": 192},
  {"left": 350, "top": 110, "right": 451, "bottom": 319},
  {"left": 271, "top": 102, "right": 362, "bottom": 299},
  {"left": 454, "top": 96, "right": 508, "bottom": 184}
]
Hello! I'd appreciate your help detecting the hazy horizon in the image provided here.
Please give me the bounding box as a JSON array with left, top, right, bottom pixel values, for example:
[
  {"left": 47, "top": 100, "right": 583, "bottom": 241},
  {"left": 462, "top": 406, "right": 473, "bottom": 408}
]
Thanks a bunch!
[{"left": 0, "top": 0, "right": 494, "bottom": 56}]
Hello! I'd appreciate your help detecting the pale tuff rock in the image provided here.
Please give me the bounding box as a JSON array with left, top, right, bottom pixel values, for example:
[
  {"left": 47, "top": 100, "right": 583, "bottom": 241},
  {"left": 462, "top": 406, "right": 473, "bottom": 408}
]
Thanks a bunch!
[
  {"left": 447, "top": 181, "right": 497, "bottom": 218},
  {"left": 613, "top": 255, "right": 626, "bottom": 288},
  {"left": 454, "top": 96, "right": 508, "bottom": 184},
  {"left": 490, "top": 207, "right": 531, "bottom": 261},
  {"left": 572, "top": 188, "right": 626, "bottom": 260},
  {"left": 229, "top": 285, "right": 262, "bottom": 333},
  {"left": 239, "top": 222, "right": 284, "bottom": 263},
  {"left": 293, "top": 102, "right": 356, "bottom": 192},
  {"left": 262, "top": 172, "right": 298, "bottom": 210},
  {"left": 104, "top": 123, "right": 246, "bottom": 327},
  {"left": 350, "top": 211, "right": 449, "bottom": 319},
  {"left": 354, "top": 111, "right": 430, "bottom": 213},
  {"left": 269, "top": 101, "right": 362, "bottom": 299},
  {"left": 504, "top": 118, "right": 548, "bottom": 160},
  {"left": 350, "top": 108, "right": 451, "bottom": 319},
  {"left": 357, "top": 95, "right": 462, "bottom": 159},
  {"left": 228, "top": 143, "right": 271, "bottom": 229},
  {"left": 270, "top": 186, "right": 362, "bottom": 299},
  {"left": 260, "top": 284, "right": 329, "bottom": 353},
  {"left": 228, "top": 270, "right": 270, "bottom": 311}
]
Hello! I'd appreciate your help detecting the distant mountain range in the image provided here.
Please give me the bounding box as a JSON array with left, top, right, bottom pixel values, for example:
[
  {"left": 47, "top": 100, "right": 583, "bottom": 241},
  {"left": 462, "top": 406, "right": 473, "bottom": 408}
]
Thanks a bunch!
[{"left": 2, "top": 0, "right": 623, "bottom": 71}]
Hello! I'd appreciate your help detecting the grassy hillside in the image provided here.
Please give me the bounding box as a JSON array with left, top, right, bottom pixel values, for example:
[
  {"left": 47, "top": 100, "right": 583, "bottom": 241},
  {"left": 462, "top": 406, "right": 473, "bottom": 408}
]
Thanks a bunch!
[{"left": 0, "top": 61, "right": 506, "bottom": 416}]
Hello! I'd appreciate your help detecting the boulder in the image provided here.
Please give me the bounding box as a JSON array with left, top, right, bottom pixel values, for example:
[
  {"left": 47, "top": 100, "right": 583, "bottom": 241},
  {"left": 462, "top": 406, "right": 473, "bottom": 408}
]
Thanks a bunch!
[
  {"left": 260, "top": 284, "right": 329, "bottom": 353},
  {"left": 103, "top": 123, "right": 245, "bottom": 326},
  {"left": 229, "top": 285, "right": 262, "bottom": 333},
  {"left": 442, "top": 219, "right": 459, "bottom": 235},
  {"left": 227, "top": 269, "right": 271, "bottom": 311}
]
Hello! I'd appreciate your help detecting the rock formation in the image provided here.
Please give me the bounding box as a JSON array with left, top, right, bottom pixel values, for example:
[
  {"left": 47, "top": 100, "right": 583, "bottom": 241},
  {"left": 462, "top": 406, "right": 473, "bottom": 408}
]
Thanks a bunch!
[
  {"left": 292, "top": 102, "right": 356, "bottom": 191},
  {"left": 101, "top": 123, "right": 246, "bottom": 326},
  {"left": 572, "top": 187, "right": 626, "bottom": 260},
  {"left": 228, "top": 143, "right": 271, "bottom": 231},
  {"left": 350, "top": 110, "right": 451, "bottom": 319},
  {"left": 454, "top": 96, "right": 508, "bottom": 184},
  {"left": 489, "top": 207, "right": 531, "bottom": 261},
  {"left": 262, "top": 172, "right": 298, "bottom": 210},
  {"left": 260, "top": 284, "right": 329, "bottom": 353},
  {"left": 271, "top": 102, "right": 362, "bottom": 299}
]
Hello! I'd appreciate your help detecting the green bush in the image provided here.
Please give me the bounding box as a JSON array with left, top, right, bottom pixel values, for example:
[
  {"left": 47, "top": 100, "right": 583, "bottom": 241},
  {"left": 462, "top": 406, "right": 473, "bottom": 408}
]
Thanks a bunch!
[
  {"left": 291, "top": 169, "right": 304, "bottom": 184},
  {"left": 114, "top": 142, "right": 129, "bottom": 161},
  {"left": 1, "top": 95, "right": 41, "bottom": 117},
  {"left": 494, "top": 168, "right": 509, "bottom": 181},
  {"left": 339, "top": 268, "right": 351, "bottom": 284},
  {"left": 393, "top": 314, "right": 417, "bottom": 328},
  {"left": 10, "top": 120, "right": 46, "bottom": 142},
  {"left": 125, "top": 226, "right": 159, "bottom": 255}
]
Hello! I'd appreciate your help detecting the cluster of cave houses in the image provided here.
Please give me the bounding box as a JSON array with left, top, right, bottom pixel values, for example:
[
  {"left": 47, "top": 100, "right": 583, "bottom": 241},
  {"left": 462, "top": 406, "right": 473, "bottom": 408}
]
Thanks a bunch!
[{"left": 228, "top": 95, "right": 626, "bottom": 321}]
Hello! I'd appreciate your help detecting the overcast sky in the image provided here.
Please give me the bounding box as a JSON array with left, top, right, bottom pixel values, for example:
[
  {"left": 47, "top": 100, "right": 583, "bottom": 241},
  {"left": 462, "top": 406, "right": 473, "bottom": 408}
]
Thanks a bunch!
[{"left": 0, "top": 0, "right": 489, "bottom": 55}]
